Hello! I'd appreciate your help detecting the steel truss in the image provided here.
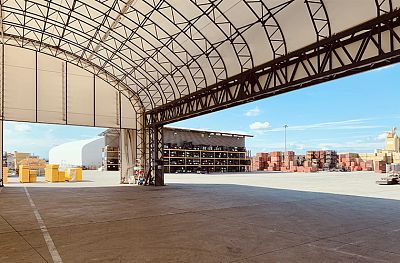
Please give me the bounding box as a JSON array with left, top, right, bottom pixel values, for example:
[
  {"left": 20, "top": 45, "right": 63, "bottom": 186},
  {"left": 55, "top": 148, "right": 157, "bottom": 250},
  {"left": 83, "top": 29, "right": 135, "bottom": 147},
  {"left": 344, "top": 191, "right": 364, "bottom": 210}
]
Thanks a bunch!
[
  {"left": 305, "top": 0, "right": 331, "bottom": 41},
  {"left": 1, "top": 0, "right": 267, "bottom": 110},
  {"left": 0, "top": 33, "right": 147, "bottom": 171},
  {"left": 146, "top": 125, "right": 164, "bottom": 186},
  {"left": 147, "top": 10, "right": 400, "bottom": 126},
  {"left": 376, "top": 0, "right": 393, "bottom": 15},
  {"left": 243, "top": 0, "right": 293, "bottom": 58}
]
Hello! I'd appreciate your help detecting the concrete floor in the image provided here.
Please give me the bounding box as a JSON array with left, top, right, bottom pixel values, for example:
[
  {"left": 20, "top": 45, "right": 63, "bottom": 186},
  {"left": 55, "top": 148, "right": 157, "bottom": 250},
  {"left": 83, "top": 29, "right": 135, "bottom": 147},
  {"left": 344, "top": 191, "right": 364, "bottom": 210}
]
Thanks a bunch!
[{"left": 1, "top": 171, "right": 400, "bottom": 262}]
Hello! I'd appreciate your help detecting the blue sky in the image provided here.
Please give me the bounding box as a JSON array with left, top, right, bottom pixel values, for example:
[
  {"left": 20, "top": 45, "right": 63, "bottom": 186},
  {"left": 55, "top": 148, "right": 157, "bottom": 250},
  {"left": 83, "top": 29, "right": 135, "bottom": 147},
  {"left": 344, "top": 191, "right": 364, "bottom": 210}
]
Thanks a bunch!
[
  {"left": 174, "top": 64, "right": 400, "bottom": 155},
  {"left": 4, "top": 64, "right": 400, "bottom": 158},
  {"left": 3, "top": 123, "right": 105, "bottom": 159}
]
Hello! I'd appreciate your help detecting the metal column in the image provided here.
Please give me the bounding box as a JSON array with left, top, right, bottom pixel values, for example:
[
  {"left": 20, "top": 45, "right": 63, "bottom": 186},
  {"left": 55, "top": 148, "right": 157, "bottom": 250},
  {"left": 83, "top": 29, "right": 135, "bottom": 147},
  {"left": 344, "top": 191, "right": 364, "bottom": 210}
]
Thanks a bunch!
[
  {"left": 0, "top": 120, "right": 3, "bottom": 187},
  {"left": 146, "top": 125, "right": 164, "bottom": 186},
  {"left": 0, "top": 8, "right": 4, "bottom": 187}
]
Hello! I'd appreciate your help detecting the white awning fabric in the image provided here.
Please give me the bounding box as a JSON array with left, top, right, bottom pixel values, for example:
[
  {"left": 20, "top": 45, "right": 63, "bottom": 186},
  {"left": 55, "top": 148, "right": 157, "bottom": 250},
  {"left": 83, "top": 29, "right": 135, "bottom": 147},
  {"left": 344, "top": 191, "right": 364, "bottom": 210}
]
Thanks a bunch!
[{"left": 1, "top": 0, "right": 394, "bottom": 119}]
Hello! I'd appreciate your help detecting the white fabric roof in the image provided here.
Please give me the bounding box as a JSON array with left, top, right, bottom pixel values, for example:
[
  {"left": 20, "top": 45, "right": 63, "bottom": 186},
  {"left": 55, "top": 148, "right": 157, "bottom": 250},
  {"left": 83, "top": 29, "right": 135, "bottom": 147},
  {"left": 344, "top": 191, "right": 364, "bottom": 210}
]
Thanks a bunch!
[{"left": 1, "top": 0, "right": 397, "bottom": 120}]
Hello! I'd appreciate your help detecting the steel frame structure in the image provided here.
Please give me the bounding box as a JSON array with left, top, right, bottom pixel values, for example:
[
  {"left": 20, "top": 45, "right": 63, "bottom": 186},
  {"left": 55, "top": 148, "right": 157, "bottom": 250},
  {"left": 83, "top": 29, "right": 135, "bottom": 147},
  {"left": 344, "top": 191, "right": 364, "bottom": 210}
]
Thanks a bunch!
[
  {"left": 146, "top": 125, "right": 164, "bottom": 186},
  {"left": 305, "top": 0, "right": 331, "bottom": 41},
  {"left": 1, "top": 33, "right": 147, "bottom": 173},
  {"left": 0, "top": 1, "right": 399, "bottom": 185},
  {"left": 147, "top": 10, "right": 400, "bottom": 126}
]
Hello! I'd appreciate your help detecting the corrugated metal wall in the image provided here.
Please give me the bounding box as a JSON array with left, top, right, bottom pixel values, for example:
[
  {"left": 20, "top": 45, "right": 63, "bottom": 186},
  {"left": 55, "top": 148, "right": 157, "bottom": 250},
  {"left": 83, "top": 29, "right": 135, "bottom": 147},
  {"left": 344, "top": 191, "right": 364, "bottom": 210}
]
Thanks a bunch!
[{"left": 164, "top": 128, "right": 245, "bottom": 148}]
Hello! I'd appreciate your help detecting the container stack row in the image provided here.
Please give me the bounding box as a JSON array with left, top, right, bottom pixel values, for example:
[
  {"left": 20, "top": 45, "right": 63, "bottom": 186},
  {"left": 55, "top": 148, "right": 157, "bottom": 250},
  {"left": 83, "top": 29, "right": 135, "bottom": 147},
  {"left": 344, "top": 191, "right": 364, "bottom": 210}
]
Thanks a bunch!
[{"left": 251, "top": 150, "right": 389, "bottom": 173}]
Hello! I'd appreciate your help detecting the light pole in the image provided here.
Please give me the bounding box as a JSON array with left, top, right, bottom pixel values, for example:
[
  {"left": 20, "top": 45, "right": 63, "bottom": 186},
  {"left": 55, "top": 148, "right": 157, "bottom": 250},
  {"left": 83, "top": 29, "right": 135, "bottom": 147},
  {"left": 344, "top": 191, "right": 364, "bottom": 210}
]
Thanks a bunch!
[{"left": 283, "top": 124, "right": 288, "bottom": 153}]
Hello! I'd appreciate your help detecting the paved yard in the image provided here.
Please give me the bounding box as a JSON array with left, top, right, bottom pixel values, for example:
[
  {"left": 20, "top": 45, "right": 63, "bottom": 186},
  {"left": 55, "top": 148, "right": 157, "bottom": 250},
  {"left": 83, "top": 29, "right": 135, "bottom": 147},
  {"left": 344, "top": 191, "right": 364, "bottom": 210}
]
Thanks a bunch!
[{"left": 1, "top": 171, "right": 400, "bottom": 262}]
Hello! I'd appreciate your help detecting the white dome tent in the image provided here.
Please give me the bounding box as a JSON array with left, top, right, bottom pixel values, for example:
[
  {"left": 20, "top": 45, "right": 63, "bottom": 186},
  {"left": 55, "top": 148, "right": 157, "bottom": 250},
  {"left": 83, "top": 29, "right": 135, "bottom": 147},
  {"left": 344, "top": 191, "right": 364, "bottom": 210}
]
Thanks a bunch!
[{"left": 49, "top": 137, "right": 105, "bottom": 170}]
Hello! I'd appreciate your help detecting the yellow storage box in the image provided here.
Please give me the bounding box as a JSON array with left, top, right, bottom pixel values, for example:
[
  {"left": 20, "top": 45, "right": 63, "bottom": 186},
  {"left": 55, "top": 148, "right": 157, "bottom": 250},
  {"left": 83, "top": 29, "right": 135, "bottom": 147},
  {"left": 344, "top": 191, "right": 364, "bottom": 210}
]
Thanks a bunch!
[
  {"left": 45, "top": 164, "right": 59, "bottom": 182},
  {"left": 19, "top": 165, "right": 30, "bottom": 183},
  {"left": 29, "top": 170, "right": 37, "bottom": 183},
  {"left": 65, "top": 168, "right": 82, "bottom": 182},
  {"left": 46, "top": 164, "right": 59, "bottom": 169},
  {"left": 58, "top": 171, "right": 65, "bottom": 182},
  {"left": 2, "top": 167, "right": 8, "bottom": 184}
]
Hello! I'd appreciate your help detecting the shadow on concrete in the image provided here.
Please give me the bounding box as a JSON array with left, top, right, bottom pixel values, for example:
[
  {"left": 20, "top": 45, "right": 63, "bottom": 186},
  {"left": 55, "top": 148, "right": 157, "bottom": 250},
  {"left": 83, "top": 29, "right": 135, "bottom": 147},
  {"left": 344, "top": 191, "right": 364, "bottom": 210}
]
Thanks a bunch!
[{"left": 2, "top": 182, "right": 400, "bottom": 262}]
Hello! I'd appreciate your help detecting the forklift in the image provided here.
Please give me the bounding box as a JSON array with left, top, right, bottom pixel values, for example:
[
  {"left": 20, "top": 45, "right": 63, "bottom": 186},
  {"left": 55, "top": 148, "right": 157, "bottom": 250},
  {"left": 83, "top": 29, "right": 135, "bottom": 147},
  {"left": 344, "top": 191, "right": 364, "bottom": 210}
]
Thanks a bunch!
[{"left": 376, "top": 164, "right": 400, "bottom": 185}]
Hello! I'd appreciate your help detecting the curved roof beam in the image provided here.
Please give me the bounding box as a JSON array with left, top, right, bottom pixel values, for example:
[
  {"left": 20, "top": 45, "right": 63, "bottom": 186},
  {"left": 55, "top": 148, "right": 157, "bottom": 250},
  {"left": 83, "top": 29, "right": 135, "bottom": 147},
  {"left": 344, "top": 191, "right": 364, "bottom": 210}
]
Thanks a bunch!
[
  {"left": 305, "top": 0, "right": 331, "bottom": 41},
  {"left": 62, "top": 1, "right": 167, "bottom": 106},
  {"left": 88, "top": 0, "right": 138, "bottom": 60},
  {"left": 5, "top": 1, "right": 178, "bottom": 108},
  {"left": 74, "top": 0, "right": 208, "bottom": 104},
  {"left": 102, "top": 1, "right": 182, "bottom": 102},
  {"left": 375, "top": 0, "right": 393, "bottom": 15},
  {"left": 103, "top": 1, "right": 208, "bottom": 101},
  {"left": 1, "top": 11, "right": 155, "bottom": 109},
  {"left": 4, "top": 0, "right": 160, "bottom": 108},
  {"left": 147, "top": 0, "right": 228, "bottom": 83},
  {"left": 2, "top": 33, "right": 145, "bottom": 114},
  {"left": 243, "top": 0, "right": 293, "bottom": 59},
  {"left": 69, "top": 1, "right": 175, "bottom": 105},
  {"left": 190, "top": 0, "right": 254, "bottom": 71}
]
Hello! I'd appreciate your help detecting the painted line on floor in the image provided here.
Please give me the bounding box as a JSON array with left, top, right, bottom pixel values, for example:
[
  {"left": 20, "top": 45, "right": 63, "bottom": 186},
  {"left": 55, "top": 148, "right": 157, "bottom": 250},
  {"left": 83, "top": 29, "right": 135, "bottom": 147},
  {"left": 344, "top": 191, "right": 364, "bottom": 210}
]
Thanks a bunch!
[{"left": 24, "top": 187, "right": 63, "bottom": 263}]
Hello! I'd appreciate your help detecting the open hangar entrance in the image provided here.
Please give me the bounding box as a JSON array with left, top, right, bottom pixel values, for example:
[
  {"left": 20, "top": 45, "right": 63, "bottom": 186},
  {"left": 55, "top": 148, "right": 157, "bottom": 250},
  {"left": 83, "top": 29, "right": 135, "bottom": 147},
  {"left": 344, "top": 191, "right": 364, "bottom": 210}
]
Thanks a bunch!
[
  {"left": 0, "top": 1, "right": 400, "bottom": 187},
  {"left": 1, "top": 1, "right": 400, "bottom": 262},
  {"left": 0, "top": 44, "right": 146, "bottom": 185}
]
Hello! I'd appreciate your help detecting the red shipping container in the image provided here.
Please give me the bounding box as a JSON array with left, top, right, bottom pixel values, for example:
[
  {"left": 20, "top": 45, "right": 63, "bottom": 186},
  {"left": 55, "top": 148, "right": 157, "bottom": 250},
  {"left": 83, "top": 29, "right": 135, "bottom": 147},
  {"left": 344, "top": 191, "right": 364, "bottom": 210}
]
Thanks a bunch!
[
  {"left": 304, "top": 167, "right": 318, "bottom": 173},
  {"left": 374, "top": 160, "right": 386, "bottom": 173}
]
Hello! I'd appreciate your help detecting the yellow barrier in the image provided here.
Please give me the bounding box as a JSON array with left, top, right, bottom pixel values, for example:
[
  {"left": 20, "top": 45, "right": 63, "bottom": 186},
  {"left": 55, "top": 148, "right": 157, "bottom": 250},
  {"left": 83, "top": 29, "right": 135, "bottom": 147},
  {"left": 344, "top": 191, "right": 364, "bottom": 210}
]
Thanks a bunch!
[
  {"left": 58, "top": 171, "right": 65, "bottom": 182},
  {"left": 29, "top": 170, "right": 37, "bottom": 183},
  {"left": 65, "top": 168, "right": 82, "bottom": 182},
  {"left": 2, "top": 167, "right": 8, "bottom": 184},
  {"left": 19, "top": 165, "right": 30, "bottom": 183},
  {"left": 45, "top": 164, "right": 59, "bottom": 182}
]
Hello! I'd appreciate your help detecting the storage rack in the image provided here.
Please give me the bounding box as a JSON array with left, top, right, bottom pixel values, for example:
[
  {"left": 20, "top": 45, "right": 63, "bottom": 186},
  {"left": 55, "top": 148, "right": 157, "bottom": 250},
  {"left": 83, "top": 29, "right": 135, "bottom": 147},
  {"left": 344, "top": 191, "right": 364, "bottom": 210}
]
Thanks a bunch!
[
  {"left": 163, "top": 145, "right": 251, "bottom": 173},
  {"left": 102, "top": 146, "right": 120, "bottom": 171}
]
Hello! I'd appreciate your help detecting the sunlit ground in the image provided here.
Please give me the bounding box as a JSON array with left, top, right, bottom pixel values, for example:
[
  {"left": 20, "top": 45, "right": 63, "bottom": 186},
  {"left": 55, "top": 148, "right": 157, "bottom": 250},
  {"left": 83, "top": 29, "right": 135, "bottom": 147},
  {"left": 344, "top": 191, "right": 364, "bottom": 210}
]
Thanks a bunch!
[{"left": 4, "top": 170, "right": 399, "bottom": 200}]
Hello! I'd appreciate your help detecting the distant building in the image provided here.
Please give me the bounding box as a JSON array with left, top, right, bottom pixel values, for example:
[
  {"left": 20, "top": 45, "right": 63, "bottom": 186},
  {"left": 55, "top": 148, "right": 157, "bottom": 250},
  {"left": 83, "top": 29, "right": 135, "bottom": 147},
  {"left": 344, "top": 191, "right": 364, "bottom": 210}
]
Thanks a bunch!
[
  {"left": 163, "top": 127, "right": 252, "bottom": 173},
  {"left": 49, "top": 127, "right": 252, "bottom": 173},
  {"left": 101, "top": 127, "right": 252, "bottom": 173},
  {"left": 14, "top": 152, "right": 30, "bottom": 172},
  {"left": 385, "top": 127, "right": 400, "bottom": 152},
  {"left": 49, "top": 137, "right": 105, "bottom": 169}
]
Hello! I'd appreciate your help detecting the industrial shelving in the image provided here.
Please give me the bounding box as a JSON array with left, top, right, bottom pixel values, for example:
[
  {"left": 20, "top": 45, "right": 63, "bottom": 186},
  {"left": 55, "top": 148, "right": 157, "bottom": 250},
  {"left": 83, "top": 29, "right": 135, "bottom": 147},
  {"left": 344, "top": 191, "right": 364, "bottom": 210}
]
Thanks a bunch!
[
  {"left": 102, "top": 146, "right": 120, "bottom": 171},
  {"left": 163, "top": 148, "right": 250, "bottom": 173}
]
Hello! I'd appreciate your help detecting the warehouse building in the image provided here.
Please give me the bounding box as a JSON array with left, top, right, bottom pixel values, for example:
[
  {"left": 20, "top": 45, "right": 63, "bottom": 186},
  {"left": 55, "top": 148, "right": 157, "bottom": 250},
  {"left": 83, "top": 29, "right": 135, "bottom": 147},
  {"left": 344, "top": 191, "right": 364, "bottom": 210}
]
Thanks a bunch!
[
  {"left": 101, "top": 127, "right": 252, "bottom": 173},
  {"left": 163, "top": 127, "right": 252, "bottom": 173}
]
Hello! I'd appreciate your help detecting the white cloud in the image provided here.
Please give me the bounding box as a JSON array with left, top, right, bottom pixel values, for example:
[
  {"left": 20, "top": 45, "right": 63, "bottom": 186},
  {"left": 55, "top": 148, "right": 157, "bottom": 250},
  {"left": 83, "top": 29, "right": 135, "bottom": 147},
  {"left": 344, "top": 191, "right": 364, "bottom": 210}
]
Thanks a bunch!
[
  {"left": 4, "top": 128, "right": 76, "bottom": 158},
  {"left": 14, "top": 123, "right": 32, "bottom": 132},
  {"left": 249, "top": 121, "right": 270, "bottom": 130},
  {"left": 376, "top": 132, "right": 388, "bottom": 141},
  {"left": 245, "top": 107, "right": 261, "bottom": 117},
  {"left": 316, "top": 141, "right": 383, "bottom": 151},
  {"left": 263, "top": 118, "right": 381, "bottom": 132}
]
